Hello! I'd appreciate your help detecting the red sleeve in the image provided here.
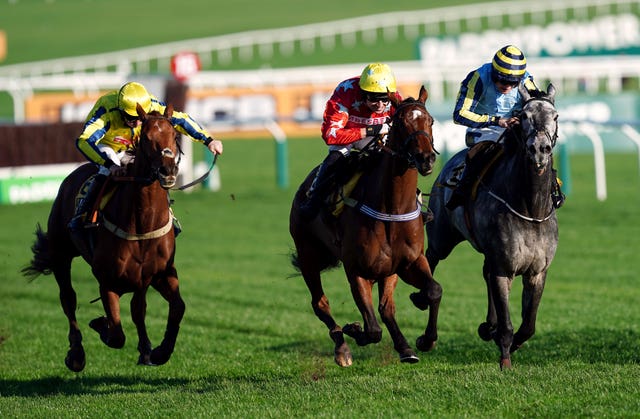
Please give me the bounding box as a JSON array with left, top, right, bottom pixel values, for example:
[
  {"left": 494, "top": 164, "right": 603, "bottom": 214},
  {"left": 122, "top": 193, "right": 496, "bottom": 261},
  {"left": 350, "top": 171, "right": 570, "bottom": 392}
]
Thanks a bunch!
[{"left": 321, "top": 97, "right": 364, "bottom": 146}]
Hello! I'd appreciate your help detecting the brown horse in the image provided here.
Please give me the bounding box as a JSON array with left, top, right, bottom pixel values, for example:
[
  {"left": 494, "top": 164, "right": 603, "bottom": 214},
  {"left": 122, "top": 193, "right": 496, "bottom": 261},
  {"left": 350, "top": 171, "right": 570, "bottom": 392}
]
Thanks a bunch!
[
  {"left": 289, "top": 86, "right": 442, "bottom": 366},
  {"left": 22, "top": 104, "right": 184, "bottom": 372}
]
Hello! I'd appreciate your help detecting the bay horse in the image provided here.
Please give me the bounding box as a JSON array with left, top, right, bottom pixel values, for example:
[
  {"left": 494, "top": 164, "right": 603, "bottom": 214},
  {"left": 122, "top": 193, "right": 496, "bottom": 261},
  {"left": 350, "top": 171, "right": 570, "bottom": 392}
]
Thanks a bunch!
[
  {"left": 290, "top": 86, "right": 442, "bottom": 367},
  {"left": 22, "top": 104, "right": 184, "bottom": 372},
  {"left": 425, "top": 84, "right": 559, "bottom": 369}
]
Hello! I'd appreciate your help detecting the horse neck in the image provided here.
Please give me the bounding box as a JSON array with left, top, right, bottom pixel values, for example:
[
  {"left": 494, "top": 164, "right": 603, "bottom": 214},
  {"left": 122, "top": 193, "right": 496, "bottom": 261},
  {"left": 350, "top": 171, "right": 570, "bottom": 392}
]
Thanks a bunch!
[
  {"left": 115, "top": 165, "right": 169, "bottom": 229},
  {"left": 364, "top": 152, "right": 418, "bottom": 213},
  {"left": 504, "top": 147, "right": 554, "bottom": 219}
]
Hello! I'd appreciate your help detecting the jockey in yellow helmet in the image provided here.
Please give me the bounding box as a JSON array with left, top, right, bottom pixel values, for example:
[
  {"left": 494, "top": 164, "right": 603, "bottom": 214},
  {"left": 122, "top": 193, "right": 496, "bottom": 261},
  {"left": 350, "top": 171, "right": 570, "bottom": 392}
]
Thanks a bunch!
[
  {"left": 69, "top": 81, "right": 224, "bottom": 232},
  {"left": 299, "top": 62, "right": 403, "bottom": 220}
]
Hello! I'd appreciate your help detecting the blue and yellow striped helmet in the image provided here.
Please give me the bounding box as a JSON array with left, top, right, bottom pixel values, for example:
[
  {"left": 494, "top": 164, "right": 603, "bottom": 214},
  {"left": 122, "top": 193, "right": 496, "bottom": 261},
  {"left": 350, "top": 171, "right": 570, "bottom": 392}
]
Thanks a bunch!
[{"left": 491, "top": 45, "right": 527, "bottom": 83}]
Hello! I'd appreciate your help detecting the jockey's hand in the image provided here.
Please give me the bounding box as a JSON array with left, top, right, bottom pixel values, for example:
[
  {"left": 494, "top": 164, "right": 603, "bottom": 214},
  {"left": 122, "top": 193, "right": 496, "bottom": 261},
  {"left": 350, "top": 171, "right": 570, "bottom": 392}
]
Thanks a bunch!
[
  {"left": 365, "top": 123, "right": 390, "bottom": 137},
  {"left": 109, "top": 165, "right": 127, "bottom": 177},
  {"left": 207, "top": 138, "right": 223, "bottom": 155},
  {"left": 498, "top": 117, "right": 520, "bottom": 128}
]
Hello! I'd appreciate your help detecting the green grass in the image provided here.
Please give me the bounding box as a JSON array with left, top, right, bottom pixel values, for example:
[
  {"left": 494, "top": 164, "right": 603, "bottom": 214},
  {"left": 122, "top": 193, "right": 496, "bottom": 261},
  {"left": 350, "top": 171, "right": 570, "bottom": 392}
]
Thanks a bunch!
[{"left": 0, "top": 138, "right": 639, "bottom": 417}]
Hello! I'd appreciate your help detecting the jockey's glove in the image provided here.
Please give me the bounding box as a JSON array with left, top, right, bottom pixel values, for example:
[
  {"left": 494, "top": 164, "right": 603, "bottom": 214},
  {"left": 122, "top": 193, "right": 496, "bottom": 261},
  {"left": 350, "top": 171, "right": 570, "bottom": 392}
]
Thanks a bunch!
[{"left": 365, "top": 123, "right": 390, "bottom": 137}]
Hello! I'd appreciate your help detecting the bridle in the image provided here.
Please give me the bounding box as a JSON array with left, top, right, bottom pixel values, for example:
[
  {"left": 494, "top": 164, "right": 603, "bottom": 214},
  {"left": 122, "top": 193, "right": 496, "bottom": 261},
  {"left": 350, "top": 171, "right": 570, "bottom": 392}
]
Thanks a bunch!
[
  {"left": 518, "top": 96, "right": 559, "bottom": 148},
  {"left": 377, "top": 100, "right": 439, "bottom": 167}
]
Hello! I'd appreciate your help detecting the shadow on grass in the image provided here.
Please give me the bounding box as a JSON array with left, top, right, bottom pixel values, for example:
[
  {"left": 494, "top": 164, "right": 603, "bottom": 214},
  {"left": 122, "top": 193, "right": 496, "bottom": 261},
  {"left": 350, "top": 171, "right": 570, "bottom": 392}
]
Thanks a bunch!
[
  {"left": 0, "top": 375, "right": 191, "bottom": 397},
  {"left": 267, "top": 326, "right": 640, "bottom": 367}
]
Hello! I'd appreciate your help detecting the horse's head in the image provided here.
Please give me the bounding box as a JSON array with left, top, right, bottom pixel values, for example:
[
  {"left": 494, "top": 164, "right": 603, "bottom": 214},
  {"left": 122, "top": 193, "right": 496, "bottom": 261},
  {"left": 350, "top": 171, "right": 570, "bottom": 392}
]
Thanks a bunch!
[
  {"left": 517, "top": 83, "right": 558, "bottom": 175},
  {"left": 387, "top": 86, "right": 437, "bottom": 176},
  {"left": 136, "top": 103, "right": 181, "bottom": 189}
]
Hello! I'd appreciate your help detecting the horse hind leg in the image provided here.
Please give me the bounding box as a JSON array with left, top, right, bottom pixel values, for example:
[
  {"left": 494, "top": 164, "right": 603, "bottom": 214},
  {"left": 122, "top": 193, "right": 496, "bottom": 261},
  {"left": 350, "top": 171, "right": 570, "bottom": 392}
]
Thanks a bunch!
[
  {"left": 130, "top": 290, "right": 153, "bottom": 365},
  {"left": 378, "top": 275, "right": 419, "bottom": 363},
  {"left": 149, "top": 265, "right": 185, "bottom": 366},
  {"left": 53, "top": 259, "right": 86, "bottom": 372},
  {"left": 478, "top": 260, "right": 498, "bottom": 342}
]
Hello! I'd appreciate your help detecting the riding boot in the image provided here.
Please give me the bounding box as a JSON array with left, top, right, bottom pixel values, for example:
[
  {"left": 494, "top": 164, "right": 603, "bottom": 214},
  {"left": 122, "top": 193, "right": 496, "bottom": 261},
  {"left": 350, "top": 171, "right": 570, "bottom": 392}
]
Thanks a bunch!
[
  {"left": 551, "top": 170, "right": 566, "bottom": 209},
  {"left": 299, "top": 151, "right": 344, "bottom": 220},
  {"left": 68, "top": 173, "right": 107, "bottom": 231},
  {"left": 446, "top": 151, "right": 482, "bottom": 210},
  {"left": 446, "top": 142, "right": 499, "bottom": 210},
  {"left": 167, "top": 193, "right": 182, "bottom": 237}
]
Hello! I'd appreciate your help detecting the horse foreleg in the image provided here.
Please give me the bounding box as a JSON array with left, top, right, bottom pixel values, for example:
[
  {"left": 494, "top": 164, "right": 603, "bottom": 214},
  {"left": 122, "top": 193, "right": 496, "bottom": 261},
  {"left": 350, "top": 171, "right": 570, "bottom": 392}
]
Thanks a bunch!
[
  {"left": 488, "top": 273, "right": 514, "bottom": 369},
  {"left": 130, "top": 289, "right": 152, "bottom": 365},
  {"left": 378, "top": 275, "right": 418, "bottom": 363},
  {"left": 512, "top": 271, "right": 547, "bottom": 353},
  {"left": 478, "top": 260, "right": 498, "bottom": 342},
  {"left": 344, "top": 273, "right": 382, "bottom": 346},
  {"left": 401, "top": 256, "right": 442, "bottom": 352},
  {"left": 149, "top": 267, "right": 185, "bottom": 366},
  {"left": 53, "top": 260, "right": 86, "bottom": 372},
  {"left": 91, "top": 286, "right": 125, "bottom": 349}
]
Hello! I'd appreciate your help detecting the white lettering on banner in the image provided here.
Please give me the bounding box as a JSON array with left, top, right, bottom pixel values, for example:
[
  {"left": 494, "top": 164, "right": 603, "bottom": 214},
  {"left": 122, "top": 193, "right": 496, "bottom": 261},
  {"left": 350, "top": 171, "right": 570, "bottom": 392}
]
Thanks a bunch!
[
  {"left": 8, "top": 180, "right": 62, "bottom": 204},
  {"left": 558, "top": 102, "right": 612, "bottom": 123},
  {"left": 419, "top": 14, "right": 640, "bottom": 63}
]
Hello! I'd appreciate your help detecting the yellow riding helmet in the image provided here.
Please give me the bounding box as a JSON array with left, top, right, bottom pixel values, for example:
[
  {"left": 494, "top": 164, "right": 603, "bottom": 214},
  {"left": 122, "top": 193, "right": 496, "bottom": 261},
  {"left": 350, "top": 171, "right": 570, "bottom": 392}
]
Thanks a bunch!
[
  {"left": 117, "top": 82, "right": 152, "bottom": 117},
  {"left": 359, "top": 63, "right": 397, "bottom": 93}
]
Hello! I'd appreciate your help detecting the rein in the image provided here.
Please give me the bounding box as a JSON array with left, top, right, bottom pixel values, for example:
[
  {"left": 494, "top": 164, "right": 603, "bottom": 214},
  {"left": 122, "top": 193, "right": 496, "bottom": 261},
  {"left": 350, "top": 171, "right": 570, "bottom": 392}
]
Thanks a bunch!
[
  {"left": 479, "top": 95, "right": 558, "bottom": 224},
  {"left": 485, "top": 188, "right": 555, "bottom": 223}
]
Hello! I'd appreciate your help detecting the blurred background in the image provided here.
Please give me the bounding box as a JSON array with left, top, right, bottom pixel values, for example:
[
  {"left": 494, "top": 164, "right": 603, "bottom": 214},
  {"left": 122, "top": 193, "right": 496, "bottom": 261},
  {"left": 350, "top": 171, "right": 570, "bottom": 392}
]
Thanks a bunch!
[{"left": 0, "top": 0, "right": 638, "bottom": 204}]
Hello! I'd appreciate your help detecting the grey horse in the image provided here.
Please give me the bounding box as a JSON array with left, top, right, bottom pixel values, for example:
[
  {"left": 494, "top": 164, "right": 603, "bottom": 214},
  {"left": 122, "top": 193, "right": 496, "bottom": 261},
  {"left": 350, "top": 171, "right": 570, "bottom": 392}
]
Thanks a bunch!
[{"left": 425, "top": 83, "right": 559, "bottom": 369}]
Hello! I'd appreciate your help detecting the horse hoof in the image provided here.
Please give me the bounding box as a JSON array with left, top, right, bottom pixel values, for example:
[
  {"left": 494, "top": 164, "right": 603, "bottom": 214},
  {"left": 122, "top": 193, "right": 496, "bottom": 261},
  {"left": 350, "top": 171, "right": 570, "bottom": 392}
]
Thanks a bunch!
[
  {"left": 334, "top": 349, "right": 353, "bottom": 367},
  {"left": 150, "top": 348, "right": 171, "bottom": 366},
  {"left": 399, "top": 350, "right": 420, "bottom": 364},
  {"left": 89, "top": 316, "right": 125, "bottom": 348},
  {"left": 477, "top": 322, "right": 496, "bottom": 341},
  {"left": 409, "top": 292, "right": 429, "bottom": 311},
  {"left": 138, "top": 353, "right": 155, "bottom": 366},
  {"left": 500, "top": 358, "right": 512, "bottom": 370},
  {"left": 416, "top": 335, "right": 437, "bottom": 352},
  {"left": 65, "top": 348, "right": 86, "bottom": 372}
]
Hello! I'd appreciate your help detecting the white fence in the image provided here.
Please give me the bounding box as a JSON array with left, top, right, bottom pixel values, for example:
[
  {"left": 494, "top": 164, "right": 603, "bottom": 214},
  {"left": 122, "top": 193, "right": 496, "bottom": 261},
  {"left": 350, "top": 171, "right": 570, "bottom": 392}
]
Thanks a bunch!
[{"left": 0, "top": 0, "right": 637, "bottom": 78}]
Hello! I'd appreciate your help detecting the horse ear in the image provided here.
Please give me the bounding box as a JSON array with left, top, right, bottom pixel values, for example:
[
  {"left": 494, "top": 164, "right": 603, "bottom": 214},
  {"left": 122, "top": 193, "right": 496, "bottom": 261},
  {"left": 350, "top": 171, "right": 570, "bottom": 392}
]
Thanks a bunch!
[
  {"left": 547, "top": 83, "right": 557, "bottom": 104},
  {"left": 136, "top": 103, "right": 147, "bottom": 120},
  {"left": 519, "top": 83, "right": 531, "bottom": 102},
  {"left": 388, "top": 89, "right": 400, "bottom": 108},
  {"left": 419, "top": 85, "right": 428, "bottom": 104},
  {"left": 164, "top": 103, "right": 174, "bottom": 119}
]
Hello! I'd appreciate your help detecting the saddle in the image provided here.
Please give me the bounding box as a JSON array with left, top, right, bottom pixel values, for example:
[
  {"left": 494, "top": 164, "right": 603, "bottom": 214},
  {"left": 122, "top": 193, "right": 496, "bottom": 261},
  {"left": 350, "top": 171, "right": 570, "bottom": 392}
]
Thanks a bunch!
[
  {"left": 444, "top": 141, "right": 505, "bottom": 202},
  {"left": 74, "top": 175, "right": 117, "bottom": 226}
]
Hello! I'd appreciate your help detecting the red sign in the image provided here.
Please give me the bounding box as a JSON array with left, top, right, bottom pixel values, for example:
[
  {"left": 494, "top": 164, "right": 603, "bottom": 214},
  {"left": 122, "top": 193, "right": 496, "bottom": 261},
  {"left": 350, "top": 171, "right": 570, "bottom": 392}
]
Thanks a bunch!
[{"left": 170, "top": 52, "right": 201, "bottom": 82}]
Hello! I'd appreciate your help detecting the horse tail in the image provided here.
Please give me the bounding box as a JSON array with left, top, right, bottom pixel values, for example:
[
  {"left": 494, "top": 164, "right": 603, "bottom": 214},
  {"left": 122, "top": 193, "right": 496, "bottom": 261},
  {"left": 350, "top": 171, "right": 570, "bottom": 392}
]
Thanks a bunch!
[{"left": 21, "top": 223, "right": 52, "bottom": 281}]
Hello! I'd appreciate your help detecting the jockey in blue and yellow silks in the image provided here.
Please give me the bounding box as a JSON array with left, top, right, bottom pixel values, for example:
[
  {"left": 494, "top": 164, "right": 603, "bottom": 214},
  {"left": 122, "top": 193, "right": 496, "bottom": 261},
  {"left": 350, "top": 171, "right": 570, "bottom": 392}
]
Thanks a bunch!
[
  {"left": 453, "top": 45, "right": 540, "bottom": 146},
  {"left": 69, "top": 81, "right": 224, "bottom": 231},
  {"left": 447, "top": 45, "right": 564, "bottom": 210}
]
